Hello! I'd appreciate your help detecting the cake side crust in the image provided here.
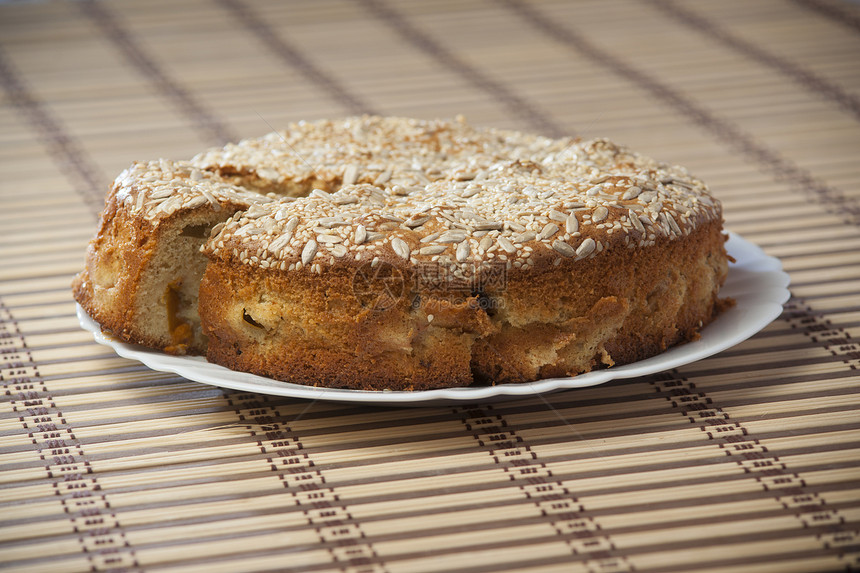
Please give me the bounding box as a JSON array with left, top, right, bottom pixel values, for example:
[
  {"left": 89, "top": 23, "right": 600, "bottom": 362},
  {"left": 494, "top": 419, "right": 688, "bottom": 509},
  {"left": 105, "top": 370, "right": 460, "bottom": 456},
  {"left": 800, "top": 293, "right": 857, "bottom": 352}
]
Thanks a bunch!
[{"left": 199, "top": 220, "right": 727, "bottom": 390}]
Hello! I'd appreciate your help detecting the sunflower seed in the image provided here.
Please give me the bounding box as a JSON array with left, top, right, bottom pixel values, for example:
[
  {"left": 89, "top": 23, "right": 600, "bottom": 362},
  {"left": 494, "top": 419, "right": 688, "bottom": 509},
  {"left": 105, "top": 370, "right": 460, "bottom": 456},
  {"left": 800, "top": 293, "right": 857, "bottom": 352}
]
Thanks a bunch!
[
  {"left": 622, "top": 186, "right": 641, "bottom": 200},
  {"left": 539, "top": 223, "right": 559, "bottom": 240},
  {"left": 257, "top": 167, "right": 280, "bottom": 181},
  {"left": 285, "top": 216, "right": 299, "bottom": 233},
  {"left": 576, "top": 238, "right": 596, "bottom": 257},
  {"left": 548, "top": 209, "right": 568, "bottom": 223},
  {"left": 354, "top": 224, "right": 367, "bottom": 245},
  {"left": 666, "top": 212, "right": 681, "bottom": 235},
  {"left": 438, "top": 230, "right": 467, "bottom": 243},
  {"left": 404, "top": 215, "right": 431, "bottom": 228},
  {"left": 629, "top": 210, "right": 645, "bottom": 233},
  {"left": 301, "top": 240, "right": 318, "bottom": 266},
  {"left": 201, "top": 189, "right": 219, "bottom": 209},
  {"left": 552, "top": 240, "right": 576, "bottom": 257},
  {"left": 475, "top": 221, "right": 504, "bottom": 231},
  {"left": 414, "top": 234, "right": 438, "bottom": 248},
  {"left": 592, "top": 206, "right": 609, "bottom": 223},
  {"left": 513, "top": 231, "right": 536, "bottom": 244},
  {"left": 391, "top": 237, "right": 410, "bottom": 259},
  {"left": 456, "top": 240, "right": 470, "bottom": 262},
  {"left": 268, "top": 234, "right": 291, "bottom": 254},
  {"left": 374, "top": 170, "right": 391, "bottom": 185},
  {"left": 565, "top": 214, "right": 579, "bottom": 234},
  {"left": 150, "top": 187, "right": 175, "bottom": 199},
  {"left": 342, "top": 164, "right": 359, "bottom": 186},
  {"left": 497, "top": 236, "right": 517, "bottom": 253},
  {"left": 419, "top": 245, "right": 447, "bottom": 255},
  {"left": 184, "top": 195, "right": 207, "bottom": 209}
]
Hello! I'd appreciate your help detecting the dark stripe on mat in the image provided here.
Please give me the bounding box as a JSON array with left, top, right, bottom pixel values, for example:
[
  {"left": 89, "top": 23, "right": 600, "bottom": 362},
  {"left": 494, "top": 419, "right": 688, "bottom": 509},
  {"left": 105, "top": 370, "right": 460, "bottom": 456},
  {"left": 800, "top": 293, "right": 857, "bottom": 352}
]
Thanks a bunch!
[
  {"left": 0, "top": 49, "right": 106, "bottom": 217},
  {"left": 217, "top": 0, "right": 378, "bottom": 116},
  {"left": 359, "top": 0, "right": 564, "bottom": 137},
  {"left": 643, "top": 0, "right": 860, "bottom": 121},
  {"left": 79, "top": 0, "right": 238, "bottom": 146}
]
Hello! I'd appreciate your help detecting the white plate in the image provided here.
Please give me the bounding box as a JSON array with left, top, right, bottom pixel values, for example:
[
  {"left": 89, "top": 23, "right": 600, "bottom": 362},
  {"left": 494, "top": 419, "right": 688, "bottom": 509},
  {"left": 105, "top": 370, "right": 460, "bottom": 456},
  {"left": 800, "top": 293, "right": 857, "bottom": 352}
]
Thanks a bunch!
[{"left": 77, "top": 232, "right": 790, "bottom": 404}]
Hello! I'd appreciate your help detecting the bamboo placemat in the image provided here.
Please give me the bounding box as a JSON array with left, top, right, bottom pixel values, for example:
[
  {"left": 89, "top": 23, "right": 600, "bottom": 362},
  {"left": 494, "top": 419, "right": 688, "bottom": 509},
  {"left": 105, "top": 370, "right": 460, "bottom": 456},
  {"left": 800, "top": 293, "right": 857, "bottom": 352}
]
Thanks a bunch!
[{"left": 2, "top": 0, "right": 859, "bottom": 571}]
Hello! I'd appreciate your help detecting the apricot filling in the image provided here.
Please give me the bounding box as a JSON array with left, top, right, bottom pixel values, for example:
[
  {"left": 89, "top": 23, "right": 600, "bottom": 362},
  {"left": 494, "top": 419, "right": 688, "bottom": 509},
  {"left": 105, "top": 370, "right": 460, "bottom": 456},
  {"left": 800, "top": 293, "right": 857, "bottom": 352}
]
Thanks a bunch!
[{"left": 164, "top": 281, "right": 193, "bottom": 354}]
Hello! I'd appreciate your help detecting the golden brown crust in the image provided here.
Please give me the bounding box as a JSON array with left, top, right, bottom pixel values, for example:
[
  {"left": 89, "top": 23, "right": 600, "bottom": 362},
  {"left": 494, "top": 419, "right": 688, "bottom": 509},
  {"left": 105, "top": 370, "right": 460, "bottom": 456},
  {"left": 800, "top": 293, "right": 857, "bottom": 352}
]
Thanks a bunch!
[
  {"left": 75, "top": 116, "right": 729, "bottom": 390},
  {"left": 199, "top": 263, "right": 487, "bottom": 390},
  {"left": 200, "top": 220, "right": 727, "bottom": 390},
  {"left": 471, "top": 220, "right": 728, "bottom": 384}
]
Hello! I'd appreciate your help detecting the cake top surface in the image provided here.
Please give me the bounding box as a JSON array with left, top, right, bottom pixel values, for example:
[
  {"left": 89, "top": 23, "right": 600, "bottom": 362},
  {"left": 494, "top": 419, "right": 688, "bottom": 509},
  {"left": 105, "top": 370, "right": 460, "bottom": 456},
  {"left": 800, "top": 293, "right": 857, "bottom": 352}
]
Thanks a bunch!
[
  {"left": 190, "top": 115, "right": 568, "bottom": 192},
  {"left": 192, "top": 116, "right": 721, "bottom": 277},
  {"left": 111, "top": 159, "right": 272, "bottom": 222}
]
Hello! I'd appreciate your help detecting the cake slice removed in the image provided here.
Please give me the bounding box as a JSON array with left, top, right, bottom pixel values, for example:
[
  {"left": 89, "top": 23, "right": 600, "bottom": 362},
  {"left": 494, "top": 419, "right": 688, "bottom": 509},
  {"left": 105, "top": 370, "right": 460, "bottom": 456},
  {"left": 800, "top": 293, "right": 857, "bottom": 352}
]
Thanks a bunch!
[{"left": 72, "top": 159, "right": 269, "bottom": 354}]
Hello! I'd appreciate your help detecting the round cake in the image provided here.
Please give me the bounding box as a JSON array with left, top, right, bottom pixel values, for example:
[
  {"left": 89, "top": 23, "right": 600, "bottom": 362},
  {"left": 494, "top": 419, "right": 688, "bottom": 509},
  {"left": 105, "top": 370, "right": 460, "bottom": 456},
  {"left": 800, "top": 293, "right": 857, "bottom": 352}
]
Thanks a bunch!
[{"left": 74, "top": 116, "right": 729, "bottom": 391}]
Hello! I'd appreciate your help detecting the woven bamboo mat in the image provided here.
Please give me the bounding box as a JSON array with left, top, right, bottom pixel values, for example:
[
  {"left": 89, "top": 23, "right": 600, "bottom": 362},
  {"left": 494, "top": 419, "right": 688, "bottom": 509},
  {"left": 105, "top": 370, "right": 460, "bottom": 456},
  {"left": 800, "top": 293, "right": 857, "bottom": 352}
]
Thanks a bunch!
[{"left": 2, "top": 0, "right": 860, "bottom": 571}]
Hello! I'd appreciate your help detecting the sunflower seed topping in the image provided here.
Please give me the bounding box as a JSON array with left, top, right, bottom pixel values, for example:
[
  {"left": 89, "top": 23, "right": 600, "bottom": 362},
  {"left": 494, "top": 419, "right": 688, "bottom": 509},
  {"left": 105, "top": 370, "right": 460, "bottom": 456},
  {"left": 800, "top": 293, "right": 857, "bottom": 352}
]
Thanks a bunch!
[
  {"left": 479, "top": 235, "right": 493, "bottom": 252},
  {"left": 154, "top": 117, "right": 722, "bottom": 286},
  {"left": 391, "top": 237, "right": 410, "bottom": 260},
  {"left": 456, "top": 240, "right": 470, "bottom": 262},
  {"left": 438, "top": 230, "right": 467, "bottom": 243},
  {"left": 552, "top": 240, "right": 576, "bottom": 257},
  {"left": 548, "top": 209, "right": 568, "bottom": 223},
  {"left": 354, "top": 224, "right": 367, "bottom": 245},
  {"left": 622, "top": 186, "right": 640, "bottom": 200},
  {"left": 513, "top": 231, "right": 536, "bottom": 244},
  {"left": 418, "top": 231, "right": 441, "bottom": 244},
  {"left": 666, "top": 212, "right": 682, "bottom": 235},
  {"left": 497, "top": 236, "right": 517, "bottom": 254},
  {"left": 419, "top": 245, "right": 448, "bottom": 255},
  {"left": 301, "top": 240, "right": 318, "bottom": 266},
  {"left": 342, "top": 164, "right": 359, "bottom": 187},
  {"left": 257, "top": 167, "right": 280, "bottom": 181},
  {"left": 576, "top": 238, "right": 596, "bottom": 258},
  {"left": 539, "top": 223, "right": 559, "bottom": 240},
  {"left": 405, "top": 215, "right": 431, "bottom": 228},
  {"left": 475, "top": 221, "right": 504, "bottom": 231},
  {"left": 374, "top": 170, "right": 391, "bottom": 185},
  {"left": 629, "top": 210, "right": 645, "bottom": 233}
]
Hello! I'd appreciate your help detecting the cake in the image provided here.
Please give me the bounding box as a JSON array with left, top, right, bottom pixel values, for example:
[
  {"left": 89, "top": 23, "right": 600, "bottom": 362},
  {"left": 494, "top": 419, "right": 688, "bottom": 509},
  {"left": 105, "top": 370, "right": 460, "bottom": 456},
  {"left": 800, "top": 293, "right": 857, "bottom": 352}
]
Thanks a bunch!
[{"left": 73, "top": 116, "right": 729, "bottom": 390}]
